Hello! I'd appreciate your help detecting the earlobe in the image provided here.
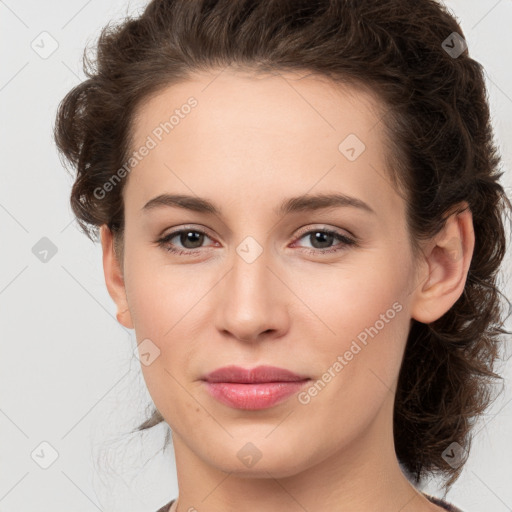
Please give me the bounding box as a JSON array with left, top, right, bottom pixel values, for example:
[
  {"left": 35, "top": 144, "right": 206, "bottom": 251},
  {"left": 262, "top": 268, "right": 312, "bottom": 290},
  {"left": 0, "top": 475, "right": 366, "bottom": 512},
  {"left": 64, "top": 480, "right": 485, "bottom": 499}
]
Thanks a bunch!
[
  {"left": 410, "top": 203, "right": 475, "bottom": 324},
  {"left": 99, "top": 225, "right": 134, "bottom": 329}
]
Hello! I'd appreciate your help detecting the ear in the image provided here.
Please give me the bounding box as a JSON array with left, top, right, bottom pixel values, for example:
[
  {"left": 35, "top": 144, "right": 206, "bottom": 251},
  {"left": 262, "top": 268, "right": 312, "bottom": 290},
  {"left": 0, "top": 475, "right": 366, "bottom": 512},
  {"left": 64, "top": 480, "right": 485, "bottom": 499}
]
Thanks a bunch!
[
  {"left": 410, "top": 202, "right": 475, "bottom": 324},
  {"left": 99, "top": 225, "right": 134, "bottom": 329}
]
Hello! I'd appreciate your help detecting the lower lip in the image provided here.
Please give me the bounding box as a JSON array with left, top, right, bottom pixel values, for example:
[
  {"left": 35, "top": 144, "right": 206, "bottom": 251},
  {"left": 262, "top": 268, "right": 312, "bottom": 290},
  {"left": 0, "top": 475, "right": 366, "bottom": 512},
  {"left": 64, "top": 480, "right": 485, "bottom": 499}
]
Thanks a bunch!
[{"left": 203, "top": 380, "right": 310, "bottom": 410}]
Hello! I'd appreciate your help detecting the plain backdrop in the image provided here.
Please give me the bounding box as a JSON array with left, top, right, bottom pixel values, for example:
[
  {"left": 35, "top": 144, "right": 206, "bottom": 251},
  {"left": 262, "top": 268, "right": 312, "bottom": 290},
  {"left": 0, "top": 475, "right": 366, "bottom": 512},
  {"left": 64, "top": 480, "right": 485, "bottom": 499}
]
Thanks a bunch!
[{"left": 0, "top": 1, "right": 511, "bottom": 511}]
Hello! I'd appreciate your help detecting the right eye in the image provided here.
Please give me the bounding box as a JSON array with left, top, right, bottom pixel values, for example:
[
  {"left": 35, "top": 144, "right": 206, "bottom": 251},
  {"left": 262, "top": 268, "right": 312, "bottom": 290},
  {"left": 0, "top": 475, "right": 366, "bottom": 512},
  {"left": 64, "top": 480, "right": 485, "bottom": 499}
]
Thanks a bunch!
[{"left": 156, "top": 227, "right": 217, "bottom": 255}]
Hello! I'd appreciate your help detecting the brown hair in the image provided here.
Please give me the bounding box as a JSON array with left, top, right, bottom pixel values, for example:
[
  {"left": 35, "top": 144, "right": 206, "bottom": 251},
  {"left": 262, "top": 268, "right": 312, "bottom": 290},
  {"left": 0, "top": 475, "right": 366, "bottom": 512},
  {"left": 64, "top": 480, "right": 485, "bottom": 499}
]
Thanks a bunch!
[{"left": 54, "top": 0, "right": 511, "bottom": 490}]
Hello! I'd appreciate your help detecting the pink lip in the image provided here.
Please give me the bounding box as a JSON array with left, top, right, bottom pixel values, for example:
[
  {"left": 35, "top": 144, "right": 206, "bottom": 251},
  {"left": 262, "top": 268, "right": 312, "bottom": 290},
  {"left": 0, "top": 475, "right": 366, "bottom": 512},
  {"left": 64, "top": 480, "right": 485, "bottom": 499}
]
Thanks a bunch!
[{"left": 201, "top": 365, "right": 310, "bottom": 410}]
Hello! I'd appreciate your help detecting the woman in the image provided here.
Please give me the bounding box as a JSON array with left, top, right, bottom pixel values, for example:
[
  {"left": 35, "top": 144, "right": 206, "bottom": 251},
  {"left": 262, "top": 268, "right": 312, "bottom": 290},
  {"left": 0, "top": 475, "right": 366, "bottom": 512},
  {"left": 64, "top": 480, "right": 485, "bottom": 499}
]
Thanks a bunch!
[{"left": 54, "top": 0, "right": 511, "bottom": 511}]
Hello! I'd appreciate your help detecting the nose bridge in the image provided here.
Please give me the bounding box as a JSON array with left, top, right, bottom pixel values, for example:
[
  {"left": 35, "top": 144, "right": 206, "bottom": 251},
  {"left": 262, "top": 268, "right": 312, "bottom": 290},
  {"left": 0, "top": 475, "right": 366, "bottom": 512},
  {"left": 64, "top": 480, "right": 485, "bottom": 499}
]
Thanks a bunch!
[
  {"left": 228, "top": 234, "right": 274, "bottom": 307},
  {"left": 215, "top": 233, "right": 286, "bottom": 340}
]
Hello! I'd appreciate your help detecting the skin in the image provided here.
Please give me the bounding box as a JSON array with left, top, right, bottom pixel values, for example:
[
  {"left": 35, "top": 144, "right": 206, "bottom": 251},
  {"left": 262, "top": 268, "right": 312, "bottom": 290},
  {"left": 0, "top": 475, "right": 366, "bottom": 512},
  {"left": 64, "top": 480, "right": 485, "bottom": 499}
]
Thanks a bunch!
[{"left": 100, "top": 67, "right": 474, "bottom": 512}]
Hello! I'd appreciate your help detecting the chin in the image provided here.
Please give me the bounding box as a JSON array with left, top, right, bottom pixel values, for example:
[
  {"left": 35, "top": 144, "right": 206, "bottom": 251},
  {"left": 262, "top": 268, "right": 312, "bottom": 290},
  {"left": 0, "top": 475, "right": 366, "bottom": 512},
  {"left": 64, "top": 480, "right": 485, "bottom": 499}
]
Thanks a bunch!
[
  {"left": 212, "top": 456, "right": 307, "bottom": 479},
  {"left": 201, "top": 438, "right": 312, "bottom": 479}
]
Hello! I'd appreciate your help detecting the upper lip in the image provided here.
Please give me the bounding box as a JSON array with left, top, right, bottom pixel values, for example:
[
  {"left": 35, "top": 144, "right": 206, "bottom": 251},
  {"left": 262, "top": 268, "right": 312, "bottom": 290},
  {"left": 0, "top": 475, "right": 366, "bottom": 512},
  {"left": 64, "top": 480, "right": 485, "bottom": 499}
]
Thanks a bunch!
[{"left": 202, "top": 365, "right": 310, "bottom": 383}]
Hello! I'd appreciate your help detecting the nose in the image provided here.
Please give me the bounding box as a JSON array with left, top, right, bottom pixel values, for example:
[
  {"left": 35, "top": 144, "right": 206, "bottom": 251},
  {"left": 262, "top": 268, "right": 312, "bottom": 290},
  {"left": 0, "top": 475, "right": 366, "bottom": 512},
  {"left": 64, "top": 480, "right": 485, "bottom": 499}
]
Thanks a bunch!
[{"left": 214, "top": 240, "right": 290, "bottom": 343}]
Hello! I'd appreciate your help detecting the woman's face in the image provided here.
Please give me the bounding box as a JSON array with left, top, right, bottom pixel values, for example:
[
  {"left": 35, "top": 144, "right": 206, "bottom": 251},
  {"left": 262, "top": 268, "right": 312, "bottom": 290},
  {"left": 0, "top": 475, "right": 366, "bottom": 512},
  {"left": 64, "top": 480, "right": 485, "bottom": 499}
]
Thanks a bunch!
[{"left": 106, "top": 68, "right": 428, "bottom": 476}]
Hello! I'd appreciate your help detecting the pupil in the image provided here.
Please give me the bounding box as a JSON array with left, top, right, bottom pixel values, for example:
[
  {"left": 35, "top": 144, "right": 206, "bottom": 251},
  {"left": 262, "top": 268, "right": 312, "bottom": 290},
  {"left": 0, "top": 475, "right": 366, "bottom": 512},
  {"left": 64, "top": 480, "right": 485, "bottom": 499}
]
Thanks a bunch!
[
  {"left": 181, "top": 231, "right": 203, "bottom": 248},
  {"left": 312, "top": 232, "right": 333, "bottom": 249}
]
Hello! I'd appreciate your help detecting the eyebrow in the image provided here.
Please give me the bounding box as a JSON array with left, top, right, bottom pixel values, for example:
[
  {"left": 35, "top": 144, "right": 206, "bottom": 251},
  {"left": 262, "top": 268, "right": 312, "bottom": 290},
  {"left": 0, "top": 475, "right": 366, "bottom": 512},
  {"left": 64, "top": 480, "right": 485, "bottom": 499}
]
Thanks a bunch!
[{"left": 142, "top": 192, "right": 376, "bottom": 216}]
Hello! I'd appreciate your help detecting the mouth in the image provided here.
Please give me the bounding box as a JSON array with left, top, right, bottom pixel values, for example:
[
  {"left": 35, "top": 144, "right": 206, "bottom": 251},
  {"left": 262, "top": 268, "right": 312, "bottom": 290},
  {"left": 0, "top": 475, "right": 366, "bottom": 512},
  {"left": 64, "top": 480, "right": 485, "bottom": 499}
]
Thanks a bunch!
[
  {"left": 202, "top": 364, "right": 310, "bottom": 383},
  {"left": 201, "top": 365, "right": 311, "bottom": 410}
]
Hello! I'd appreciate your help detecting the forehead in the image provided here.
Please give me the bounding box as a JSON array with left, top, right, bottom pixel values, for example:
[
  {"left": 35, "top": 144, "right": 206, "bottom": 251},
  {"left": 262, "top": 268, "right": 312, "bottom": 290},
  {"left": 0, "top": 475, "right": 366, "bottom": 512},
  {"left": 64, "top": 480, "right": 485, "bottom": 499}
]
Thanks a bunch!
[
  {"left": 125, "top": 68, "right": 402, "bottom": 223},
  {"left": 131, "top": 67, "right": 386, "bottom": 148}
]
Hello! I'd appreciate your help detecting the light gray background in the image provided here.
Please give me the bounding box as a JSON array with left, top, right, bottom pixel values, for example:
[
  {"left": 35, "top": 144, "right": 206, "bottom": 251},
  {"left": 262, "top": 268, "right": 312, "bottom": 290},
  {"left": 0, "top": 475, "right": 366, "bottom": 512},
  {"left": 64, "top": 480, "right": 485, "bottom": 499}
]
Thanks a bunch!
[{"left": 1, "top": 1, "right": 511, "bottom": 511}]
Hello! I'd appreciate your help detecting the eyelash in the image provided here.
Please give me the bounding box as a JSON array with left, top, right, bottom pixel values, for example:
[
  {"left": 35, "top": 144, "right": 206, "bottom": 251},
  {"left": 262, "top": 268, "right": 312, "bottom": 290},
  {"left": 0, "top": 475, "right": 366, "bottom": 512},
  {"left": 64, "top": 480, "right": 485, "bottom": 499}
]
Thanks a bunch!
[{"left": 155, "top": 226, "right": 357, "bottom": 256}]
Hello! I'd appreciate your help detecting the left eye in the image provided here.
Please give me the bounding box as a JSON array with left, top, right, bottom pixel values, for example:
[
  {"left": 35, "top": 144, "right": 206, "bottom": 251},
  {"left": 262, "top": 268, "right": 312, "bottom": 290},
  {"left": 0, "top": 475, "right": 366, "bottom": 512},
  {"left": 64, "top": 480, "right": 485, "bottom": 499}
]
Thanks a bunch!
[
  {"left": 293, "top": 229, "right": 357, "bottom": 254},
  {"left": 156, "top": 227, "right": 357, "bottom": 255}
]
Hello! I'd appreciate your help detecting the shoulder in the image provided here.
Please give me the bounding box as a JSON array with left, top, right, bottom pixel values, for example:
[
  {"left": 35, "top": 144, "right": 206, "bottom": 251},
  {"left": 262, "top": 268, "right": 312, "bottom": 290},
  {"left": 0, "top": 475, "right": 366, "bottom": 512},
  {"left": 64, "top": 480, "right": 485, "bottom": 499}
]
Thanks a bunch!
[
  {"left": 155, "top": 498, "right": 175, "bottom": 512},
  {"left": 423, "top": 492, "right": 465, "bottom": 512},
  {"left": 156, "top": 496, "right": 465, "bottom": 512}
]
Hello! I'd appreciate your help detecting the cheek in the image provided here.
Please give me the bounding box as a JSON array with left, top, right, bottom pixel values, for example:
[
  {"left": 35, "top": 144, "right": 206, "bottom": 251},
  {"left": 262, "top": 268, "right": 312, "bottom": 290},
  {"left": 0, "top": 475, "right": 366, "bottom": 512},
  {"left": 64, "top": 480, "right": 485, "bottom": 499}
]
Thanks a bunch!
[
  {"left": 293, "top": 272, "right": 411, "bottom": 446},
  {"left": 124, "top": 248, "right": 206, "bottom": 338},
  {"left": 298, "top": 258, "right": 412, "bottom": 389},
  {"left": 297, "top": 256, "right": 409, "bottom": 335},
  {"left": 123, "top": 251, "right": 217, "bottom": 386},
  {"left": 125, "top": 261, "right": 208, "bottom": 421}
]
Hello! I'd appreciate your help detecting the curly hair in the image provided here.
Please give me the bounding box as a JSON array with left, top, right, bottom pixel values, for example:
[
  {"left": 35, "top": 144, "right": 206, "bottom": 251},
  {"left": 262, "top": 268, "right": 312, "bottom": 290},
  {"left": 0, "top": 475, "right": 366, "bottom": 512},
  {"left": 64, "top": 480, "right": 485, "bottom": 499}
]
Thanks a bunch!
[{"left": 53, "top": 0, "right": 511, "bottom": 490}]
